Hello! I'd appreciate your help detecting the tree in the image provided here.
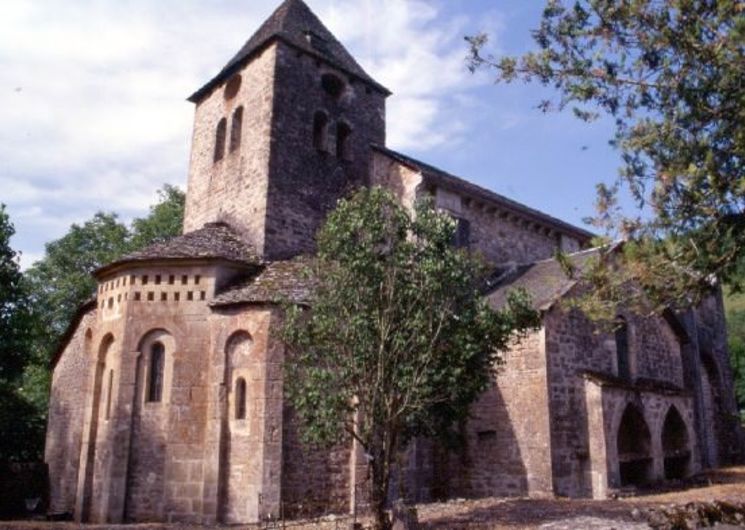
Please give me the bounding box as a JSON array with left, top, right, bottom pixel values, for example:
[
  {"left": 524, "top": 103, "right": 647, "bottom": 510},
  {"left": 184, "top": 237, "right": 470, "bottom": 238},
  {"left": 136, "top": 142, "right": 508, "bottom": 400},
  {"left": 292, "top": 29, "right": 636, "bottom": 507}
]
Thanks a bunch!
[
  {"left": 0, "top": 204, "right": 31, "bottom": 382},
  {"left": 130, "top": 184, "right": 186, "bottom": 249},
  {"left": 24, "top": 184, "right": 186, "bottom": 360},
  {"left": 0, "top": 205, "right": 41, "bottom": 461},
  {"left": 468, "top": 0, "right": 745, "bottom": 313},
  {"left": 282, "top": 188, "right": 539, "bottom": 530}
]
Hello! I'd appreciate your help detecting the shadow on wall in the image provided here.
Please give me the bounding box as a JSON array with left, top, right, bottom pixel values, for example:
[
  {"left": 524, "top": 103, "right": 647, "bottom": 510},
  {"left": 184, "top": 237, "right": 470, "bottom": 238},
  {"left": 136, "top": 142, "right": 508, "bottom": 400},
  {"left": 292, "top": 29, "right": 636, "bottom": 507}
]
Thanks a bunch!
[
  {"left": 436, "top": 384, "right": 529, "bottom": 499},
  {"left": 280, "top": 405, "right": 351, "bottom": 519}
]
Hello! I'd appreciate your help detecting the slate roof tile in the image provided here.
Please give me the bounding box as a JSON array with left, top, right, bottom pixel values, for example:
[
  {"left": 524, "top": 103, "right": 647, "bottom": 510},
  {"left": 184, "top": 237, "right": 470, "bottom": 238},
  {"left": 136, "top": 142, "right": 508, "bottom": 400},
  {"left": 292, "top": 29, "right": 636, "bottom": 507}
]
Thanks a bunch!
[
  {"left": 486, "top": 247, "right": 601, "bottom": 311},
  {"left": 211, "top": 258, "right": 315, "bottom": 307},
  {"left": 96, "top": 222, "right": 260, "bottom": 276},
  {"left": 189, "top": 0, "right": 389, "bottom": 102}
]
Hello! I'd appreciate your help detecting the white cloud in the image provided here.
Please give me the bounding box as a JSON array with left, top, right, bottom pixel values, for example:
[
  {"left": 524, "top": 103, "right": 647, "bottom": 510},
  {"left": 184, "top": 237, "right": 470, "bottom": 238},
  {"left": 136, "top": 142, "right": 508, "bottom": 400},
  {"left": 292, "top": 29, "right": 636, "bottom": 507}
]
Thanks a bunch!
[{"left": 0, "top": 0, "right": 504, "bottom": 265}]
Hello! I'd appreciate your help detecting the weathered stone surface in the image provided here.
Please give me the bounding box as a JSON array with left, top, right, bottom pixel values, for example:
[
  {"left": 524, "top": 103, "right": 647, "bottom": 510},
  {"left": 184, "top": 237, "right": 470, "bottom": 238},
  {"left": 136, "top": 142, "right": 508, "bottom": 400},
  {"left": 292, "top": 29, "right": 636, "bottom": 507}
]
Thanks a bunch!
[{"left": 44, "top": 0, "right": 744, "bottom": 526}]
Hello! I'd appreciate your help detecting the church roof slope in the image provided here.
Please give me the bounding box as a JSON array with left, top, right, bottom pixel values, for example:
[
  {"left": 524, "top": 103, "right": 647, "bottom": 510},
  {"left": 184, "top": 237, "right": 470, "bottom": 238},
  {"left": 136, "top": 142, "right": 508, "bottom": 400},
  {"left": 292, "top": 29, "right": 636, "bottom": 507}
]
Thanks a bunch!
[
  {"left": 372, "top": 146, "right": 595, "bottom": 243},
  {"left": 189, "top": 0, "right": 389, "bottom": 102},
  {"left": 95, "top": 222, "right": 260, "bottom": 277},
  {"left": 486, "top": 247, "right": 601, "bottom": 312},
  {"left": 211, "top": 258, "right": 315, "bottom": 307}
]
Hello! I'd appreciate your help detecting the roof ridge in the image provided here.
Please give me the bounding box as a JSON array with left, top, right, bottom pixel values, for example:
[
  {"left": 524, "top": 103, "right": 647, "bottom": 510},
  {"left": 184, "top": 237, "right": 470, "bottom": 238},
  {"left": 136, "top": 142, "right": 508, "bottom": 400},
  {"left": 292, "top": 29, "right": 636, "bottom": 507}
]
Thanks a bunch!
[
  {"left": 188, "top": 0, "right": 389, "bottom": 102},
  {"left": 372, "top": 145, "right": 595, "bottom": 241}
]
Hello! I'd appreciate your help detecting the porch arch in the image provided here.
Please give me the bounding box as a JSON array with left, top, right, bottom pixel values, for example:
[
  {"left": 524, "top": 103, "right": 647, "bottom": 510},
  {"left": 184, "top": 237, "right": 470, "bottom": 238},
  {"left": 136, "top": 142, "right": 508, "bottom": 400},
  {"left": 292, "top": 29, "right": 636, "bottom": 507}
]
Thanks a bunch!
[{"left": 616, "top": 403, "right": 652, "bottom": 486}]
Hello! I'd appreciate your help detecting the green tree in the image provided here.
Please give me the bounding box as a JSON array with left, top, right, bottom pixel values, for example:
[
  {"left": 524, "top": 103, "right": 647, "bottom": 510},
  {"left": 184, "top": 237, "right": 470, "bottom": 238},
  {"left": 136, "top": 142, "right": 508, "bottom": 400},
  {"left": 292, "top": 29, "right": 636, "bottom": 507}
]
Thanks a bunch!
[
  {"left": 25, "top": 185, "right": 186, "bottom": 359},
  {"left": 468, "top": 0, "right": 745, "bottom": 313},
  {"left": 0, "top": 204, "right": 41, "bottom": 461},
  {"left": 282, "top": 188, "right": 539, "bottom": 530},
  {"left": 0, "top": 204, "right": 31, "bottom": 382},
  {"left": 130, "top": 184, "right": 186, "bottom": 249}
]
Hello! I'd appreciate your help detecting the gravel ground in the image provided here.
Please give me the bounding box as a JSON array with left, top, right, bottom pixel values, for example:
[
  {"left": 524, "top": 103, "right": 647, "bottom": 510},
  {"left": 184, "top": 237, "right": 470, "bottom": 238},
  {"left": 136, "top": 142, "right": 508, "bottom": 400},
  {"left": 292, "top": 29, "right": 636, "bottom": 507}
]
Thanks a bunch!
[{"left": 2, "top": 467, "right": 744, "bottom": 530}]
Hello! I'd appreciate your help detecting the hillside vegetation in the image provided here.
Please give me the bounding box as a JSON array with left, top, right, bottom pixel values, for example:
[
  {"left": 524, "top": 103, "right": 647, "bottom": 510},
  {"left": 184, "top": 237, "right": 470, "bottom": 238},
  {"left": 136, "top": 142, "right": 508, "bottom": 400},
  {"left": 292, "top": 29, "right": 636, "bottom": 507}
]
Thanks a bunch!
[{"left": 724, "top": 288, "right": 745, "bottom": 420}]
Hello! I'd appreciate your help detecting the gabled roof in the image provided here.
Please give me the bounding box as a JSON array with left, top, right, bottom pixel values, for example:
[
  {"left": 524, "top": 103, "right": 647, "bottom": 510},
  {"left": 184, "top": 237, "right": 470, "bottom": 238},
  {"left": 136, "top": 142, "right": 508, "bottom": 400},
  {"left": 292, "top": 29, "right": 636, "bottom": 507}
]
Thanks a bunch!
[
  {"left": 486, "top": 247, "right": 601, "bottom": 312},
  {"left": 95, "top": 222, "right": 260, "bottom": 277},
  {"left": 189, "top": 0, "right": 389, "bottom": 103},
  {"left": 211, "top": 258, "right": 315, "bottom": 307},
  {"left": 372, "top": 146, "right": 595, "bottom": 243}
]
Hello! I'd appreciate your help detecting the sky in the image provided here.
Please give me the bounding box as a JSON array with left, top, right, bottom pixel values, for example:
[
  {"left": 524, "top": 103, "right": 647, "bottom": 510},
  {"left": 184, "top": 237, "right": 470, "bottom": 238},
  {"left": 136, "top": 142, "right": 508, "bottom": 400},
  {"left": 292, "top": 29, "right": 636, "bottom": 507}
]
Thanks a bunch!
[{"left": 0, "top": 0, "right": 622, "bottom": 269}]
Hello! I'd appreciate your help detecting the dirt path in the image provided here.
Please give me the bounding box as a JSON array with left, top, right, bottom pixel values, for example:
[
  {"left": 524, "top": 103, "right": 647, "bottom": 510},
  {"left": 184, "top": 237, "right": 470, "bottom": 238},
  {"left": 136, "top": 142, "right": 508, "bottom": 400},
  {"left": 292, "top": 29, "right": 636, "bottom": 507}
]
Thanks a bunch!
[{"left": 2, "top": 468, "right": 744, "bottom": 530}]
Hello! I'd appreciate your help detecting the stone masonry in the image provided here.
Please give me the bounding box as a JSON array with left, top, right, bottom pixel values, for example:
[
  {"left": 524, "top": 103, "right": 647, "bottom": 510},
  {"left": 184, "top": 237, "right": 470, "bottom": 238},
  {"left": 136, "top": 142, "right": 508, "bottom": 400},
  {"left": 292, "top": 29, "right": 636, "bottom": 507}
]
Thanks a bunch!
[{"left": 45, "top": 0, "right": 744, "bottom": 524}]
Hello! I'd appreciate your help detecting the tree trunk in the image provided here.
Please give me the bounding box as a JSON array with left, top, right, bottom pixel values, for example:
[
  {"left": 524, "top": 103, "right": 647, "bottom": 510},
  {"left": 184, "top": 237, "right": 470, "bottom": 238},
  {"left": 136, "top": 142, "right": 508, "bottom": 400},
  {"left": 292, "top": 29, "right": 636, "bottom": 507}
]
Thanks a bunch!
[{"left": 370, "top": 448, "right": 391, "bottom": 530}]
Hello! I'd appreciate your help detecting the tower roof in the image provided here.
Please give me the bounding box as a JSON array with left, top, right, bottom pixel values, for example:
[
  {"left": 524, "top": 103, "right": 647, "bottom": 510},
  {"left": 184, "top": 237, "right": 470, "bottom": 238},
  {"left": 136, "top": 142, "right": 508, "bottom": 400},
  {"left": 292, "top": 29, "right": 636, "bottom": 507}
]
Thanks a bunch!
[{"left": 188, "top": 0, "right": 389, "bottom": 102}]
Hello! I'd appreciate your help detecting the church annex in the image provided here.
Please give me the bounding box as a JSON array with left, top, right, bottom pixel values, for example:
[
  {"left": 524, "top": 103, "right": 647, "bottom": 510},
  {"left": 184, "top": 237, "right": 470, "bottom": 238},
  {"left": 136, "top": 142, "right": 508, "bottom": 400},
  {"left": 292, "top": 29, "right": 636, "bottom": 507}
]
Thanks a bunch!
[{"left": 45, "top": 0, "right": 744, "bottom": 524}]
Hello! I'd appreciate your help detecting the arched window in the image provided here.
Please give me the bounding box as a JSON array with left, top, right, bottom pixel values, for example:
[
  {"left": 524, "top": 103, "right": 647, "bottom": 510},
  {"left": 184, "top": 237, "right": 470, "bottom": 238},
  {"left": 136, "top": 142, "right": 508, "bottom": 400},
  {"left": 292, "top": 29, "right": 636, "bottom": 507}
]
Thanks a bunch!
[
  {"left": 148, "top": 342, "right": 165, "bottom": 402},
  {"left": 321, "top": 73, "right": 345, "bottom": 99},
  {"left": 313, "top": 111, "right": 329, "bottom": 152},
  {"left": 615, "top": 317, "right": 630, "bottom": 381},
  {"left": 336, "top": 121, "right": 352, "bottom": 160},
  {"left": 235, "top": 377, "right": 247, "bottom": 420},
  {"left": 229, "top": 106, "right": 243, "bottom": 153},
  {"left": 214, "top": 118, "right": 227, "bottom": 162}
]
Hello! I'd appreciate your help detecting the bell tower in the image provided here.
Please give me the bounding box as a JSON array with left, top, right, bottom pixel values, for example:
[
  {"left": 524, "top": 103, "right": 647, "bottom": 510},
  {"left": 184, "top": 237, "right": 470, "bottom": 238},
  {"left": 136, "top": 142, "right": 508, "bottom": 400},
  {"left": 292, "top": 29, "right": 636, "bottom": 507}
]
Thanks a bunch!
[{"left": 183, "top": 0, "right": 390, "bottom": 260}]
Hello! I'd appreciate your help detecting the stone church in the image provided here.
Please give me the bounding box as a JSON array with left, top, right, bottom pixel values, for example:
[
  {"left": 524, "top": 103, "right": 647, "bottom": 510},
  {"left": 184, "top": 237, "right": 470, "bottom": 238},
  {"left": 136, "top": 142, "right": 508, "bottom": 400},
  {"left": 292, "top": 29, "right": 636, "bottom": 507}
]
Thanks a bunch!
[{"left": 45, "top": 0, "right": 743, "bottom": 524}]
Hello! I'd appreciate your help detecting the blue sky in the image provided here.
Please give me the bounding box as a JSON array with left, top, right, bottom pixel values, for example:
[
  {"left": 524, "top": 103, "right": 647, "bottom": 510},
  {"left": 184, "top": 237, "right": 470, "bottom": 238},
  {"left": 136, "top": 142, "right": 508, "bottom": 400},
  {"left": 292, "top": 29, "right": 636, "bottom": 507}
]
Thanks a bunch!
[{"left": 0, "top": 0, "right": 622, "bottom": 269}]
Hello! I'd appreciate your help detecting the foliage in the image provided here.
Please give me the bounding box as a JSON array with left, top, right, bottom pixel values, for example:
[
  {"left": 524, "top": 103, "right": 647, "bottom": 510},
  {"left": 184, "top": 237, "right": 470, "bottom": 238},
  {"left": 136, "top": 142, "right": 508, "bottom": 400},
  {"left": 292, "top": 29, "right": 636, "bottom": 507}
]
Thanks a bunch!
[
  {"left": 0, "top": 205, "right": 41, "bottom": 462},
  {"left": 468, "top": 0, "right": 745, "bottom": 314},
  {"left": 725, "top": 267, "right": 745, "bottom": 418},
  {"left": 0, "top": 204, "right": 32, "bottom": 383},
  {"left": 2, "top": 185, "right": 185, "bottom": 462},
  {"left": 130, "top": 184, "right": 186, "bottom": 249},
  {"left": 282, "top": 188, "right": 540, "bottom": 529},
  {"left": 24, "top": 185, "right": 186, "bottom": 359}
]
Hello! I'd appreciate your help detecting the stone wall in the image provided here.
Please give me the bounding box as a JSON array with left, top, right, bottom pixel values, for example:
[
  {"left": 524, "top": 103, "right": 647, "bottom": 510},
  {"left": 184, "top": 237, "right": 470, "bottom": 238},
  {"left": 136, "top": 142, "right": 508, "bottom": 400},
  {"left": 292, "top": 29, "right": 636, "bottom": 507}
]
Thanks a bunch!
[
  {"left": 594, "top": 382, "right": 698, "bottom": 491},
  {"left": 371, "top": 152, "right": 583, "bottom": 267},
  {"left": 690, "top": 294, "right": 745, "bottom": 467},
  {"left": 264, "top": 42, "right": 387, "bottom": 260},
  {"left": 183, "top": 44, "right": 277, "bottom": 253},
  {"left": 437, "top": 329, "right": 553, "bottom": 500},
  {"left": 542, "top": 301, "right": 688, "bottom": 498},
  {"left": 45, "top": 310, "right": 96, "bottom": 515},
  {"left": 370, "top": 151, "right": 422, "bottom": 211}
]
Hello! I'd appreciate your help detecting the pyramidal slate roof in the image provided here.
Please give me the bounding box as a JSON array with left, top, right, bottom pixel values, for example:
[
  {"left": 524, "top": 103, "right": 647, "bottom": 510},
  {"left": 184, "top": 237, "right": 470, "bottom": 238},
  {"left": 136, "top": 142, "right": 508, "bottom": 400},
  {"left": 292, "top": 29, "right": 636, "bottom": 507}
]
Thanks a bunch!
[
  {"left": 95, "top": 222, "right": 260, "bottom": 277},
  {"left": 189, "top": 0, "right": 389, "bottom": 102}
]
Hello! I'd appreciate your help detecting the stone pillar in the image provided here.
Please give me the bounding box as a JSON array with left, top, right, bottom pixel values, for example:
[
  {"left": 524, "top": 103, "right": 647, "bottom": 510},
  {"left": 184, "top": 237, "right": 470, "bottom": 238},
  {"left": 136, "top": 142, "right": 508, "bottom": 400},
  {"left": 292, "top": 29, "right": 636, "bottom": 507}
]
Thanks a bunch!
[{"left": 584, "top": 380, "right": 609, "bottom": 499}]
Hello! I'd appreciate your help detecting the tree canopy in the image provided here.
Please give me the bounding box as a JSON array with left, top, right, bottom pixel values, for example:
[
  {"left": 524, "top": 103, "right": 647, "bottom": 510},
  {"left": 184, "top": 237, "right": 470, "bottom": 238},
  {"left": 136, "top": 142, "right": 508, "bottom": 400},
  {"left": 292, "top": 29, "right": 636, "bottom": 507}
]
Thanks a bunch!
[
  {"left": 468, "top": 0, "right": 745, "bottom": 314},
  {"left": 282, "top": 188, "right": 539, "bottom": 529},
  {"left": 0, "top": 204, "right": 32, "bottom": 383}
]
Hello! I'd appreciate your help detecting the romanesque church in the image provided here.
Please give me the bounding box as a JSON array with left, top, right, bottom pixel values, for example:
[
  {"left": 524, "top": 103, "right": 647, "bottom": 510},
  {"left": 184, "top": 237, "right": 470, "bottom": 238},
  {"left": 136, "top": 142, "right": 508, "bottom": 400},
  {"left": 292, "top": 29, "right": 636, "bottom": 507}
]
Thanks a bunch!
[{"left": 45, "top": 0, "right": 744, "bottom": 523}]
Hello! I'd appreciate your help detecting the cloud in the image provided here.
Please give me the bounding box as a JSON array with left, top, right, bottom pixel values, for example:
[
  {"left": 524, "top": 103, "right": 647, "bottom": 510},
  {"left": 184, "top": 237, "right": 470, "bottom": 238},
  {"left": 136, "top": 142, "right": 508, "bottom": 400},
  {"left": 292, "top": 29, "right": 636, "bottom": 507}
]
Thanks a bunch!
[{"left": 0, "top": 0, "right": 503, "bottom": 266}]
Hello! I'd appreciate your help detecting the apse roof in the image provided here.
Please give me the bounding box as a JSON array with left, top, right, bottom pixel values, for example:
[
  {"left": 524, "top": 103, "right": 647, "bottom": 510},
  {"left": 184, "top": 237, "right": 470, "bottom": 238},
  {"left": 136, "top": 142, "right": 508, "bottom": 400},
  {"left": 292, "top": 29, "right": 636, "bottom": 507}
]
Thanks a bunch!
[{"left": 95, "top": 222, "right": 260, "bottom": 277}]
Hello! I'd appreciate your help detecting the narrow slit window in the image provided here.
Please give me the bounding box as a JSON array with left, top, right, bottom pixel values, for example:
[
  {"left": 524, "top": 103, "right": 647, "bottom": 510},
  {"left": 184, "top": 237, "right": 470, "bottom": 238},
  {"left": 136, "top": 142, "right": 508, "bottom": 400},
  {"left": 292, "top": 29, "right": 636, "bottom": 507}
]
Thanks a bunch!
[
  {"left": 313, "top": 111, "right": 329, "bottom": 152},
  {"left": 336, "top": 121, "right": 352, "bottom": 160},
  {"left": 214, "top": 118, "right": 227, "bottom": 162},
  {"left": 148, "top": 342, "right": 165, "bottom": 403},
  {"left": 616, "top": 317, "right": 630, "bottom": 381},
  {"left": 229, "top": 106, "right": 243, "bottom": 152},
  {"left": 235, "top": 377, "right": 247, "bottom": 420},
  {"left": 105, "top": 370, "right": 114, "bottom": 420}
]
